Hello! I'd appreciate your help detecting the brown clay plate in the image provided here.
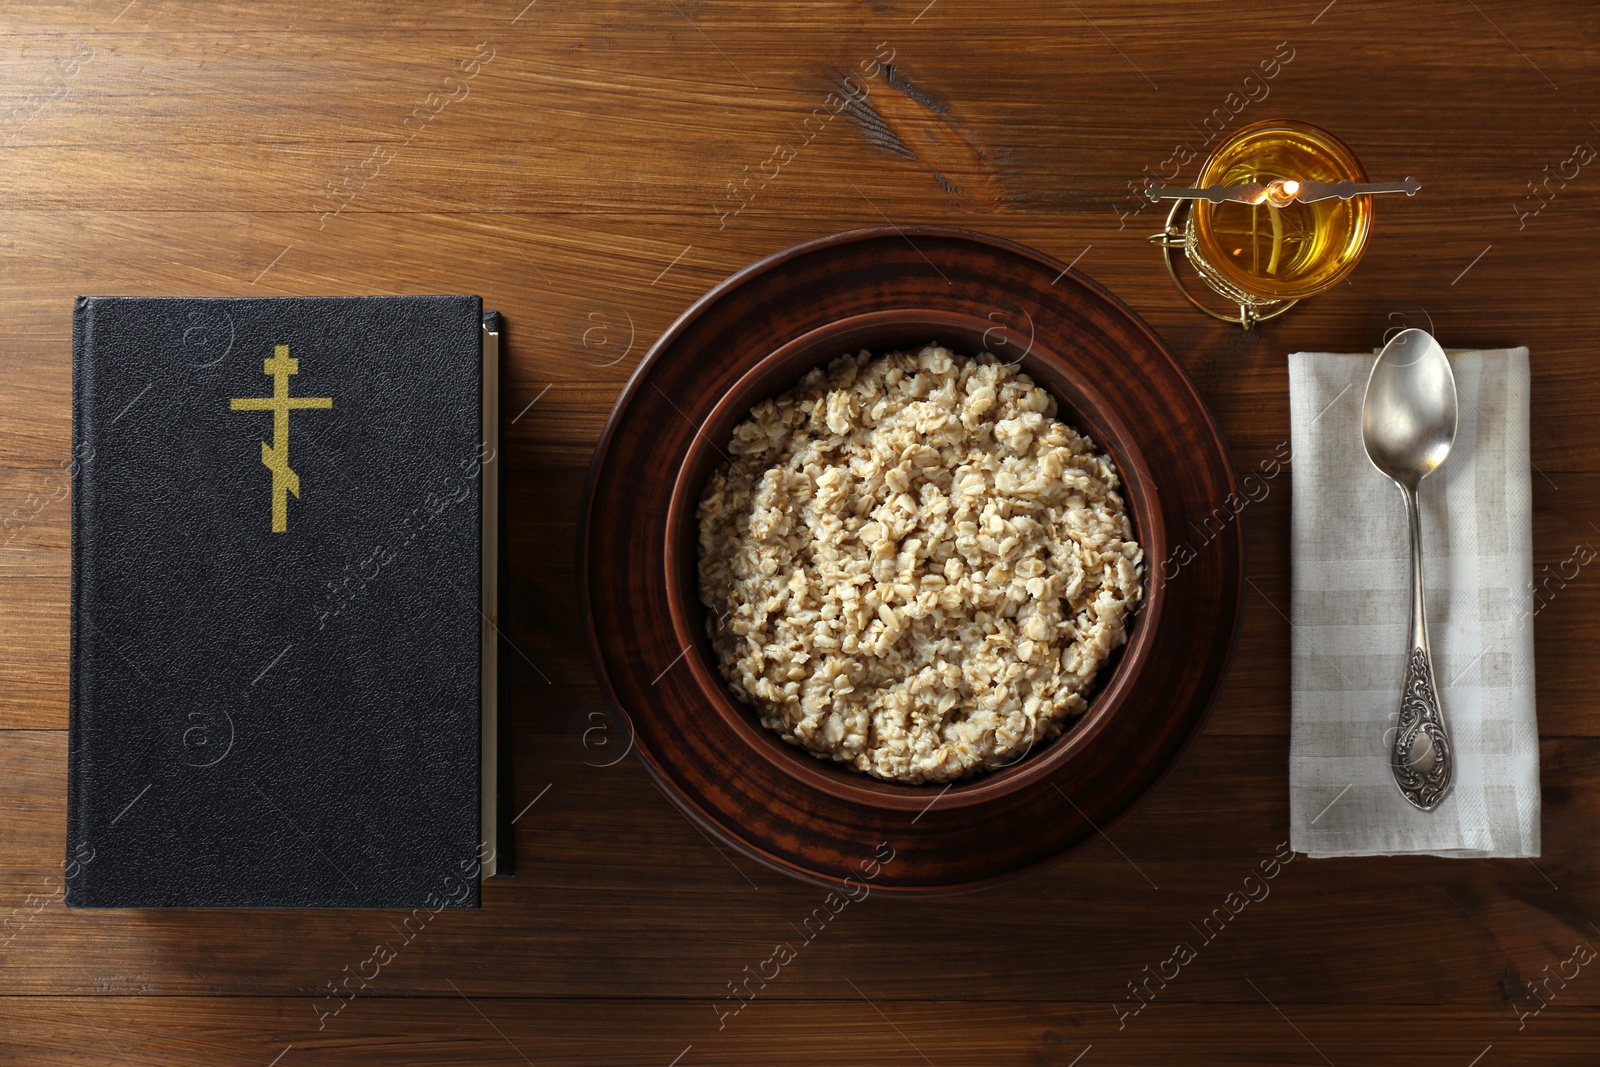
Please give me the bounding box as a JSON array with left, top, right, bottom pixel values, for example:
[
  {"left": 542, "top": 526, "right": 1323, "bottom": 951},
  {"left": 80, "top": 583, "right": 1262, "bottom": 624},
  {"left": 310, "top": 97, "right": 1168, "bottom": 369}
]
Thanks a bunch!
[{"left": 579, "top": 226, "right": 1243, "bottom": 894}]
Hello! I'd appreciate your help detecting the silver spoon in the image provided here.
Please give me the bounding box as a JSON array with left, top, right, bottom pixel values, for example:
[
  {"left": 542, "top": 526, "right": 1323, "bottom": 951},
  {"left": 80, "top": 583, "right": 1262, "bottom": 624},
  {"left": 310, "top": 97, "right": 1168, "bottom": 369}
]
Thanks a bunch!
[{"left": 1361, "top": 328, "right": 1457, "bottom": 811}]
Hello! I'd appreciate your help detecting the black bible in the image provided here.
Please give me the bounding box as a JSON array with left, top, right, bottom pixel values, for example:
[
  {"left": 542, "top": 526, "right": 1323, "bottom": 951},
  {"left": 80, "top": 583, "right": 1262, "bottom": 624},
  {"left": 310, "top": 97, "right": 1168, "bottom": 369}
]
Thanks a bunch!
[{"left": 67, "top": 295, "right": 508, "bottom": 908}]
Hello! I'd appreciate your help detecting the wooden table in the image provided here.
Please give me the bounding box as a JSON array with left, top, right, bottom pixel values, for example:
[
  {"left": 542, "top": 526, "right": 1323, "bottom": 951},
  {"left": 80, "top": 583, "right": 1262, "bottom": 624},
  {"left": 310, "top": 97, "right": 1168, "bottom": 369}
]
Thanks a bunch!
[{"left": 3, "top": 1, "right": 1597, "bottom": 1062}]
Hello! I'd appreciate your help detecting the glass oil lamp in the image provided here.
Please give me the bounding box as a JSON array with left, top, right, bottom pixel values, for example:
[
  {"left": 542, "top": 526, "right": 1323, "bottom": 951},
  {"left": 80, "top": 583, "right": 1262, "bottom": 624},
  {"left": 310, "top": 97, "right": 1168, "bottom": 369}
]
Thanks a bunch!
[{"left": 1148, "top": 119, "right": 1415, "bottom": 328}]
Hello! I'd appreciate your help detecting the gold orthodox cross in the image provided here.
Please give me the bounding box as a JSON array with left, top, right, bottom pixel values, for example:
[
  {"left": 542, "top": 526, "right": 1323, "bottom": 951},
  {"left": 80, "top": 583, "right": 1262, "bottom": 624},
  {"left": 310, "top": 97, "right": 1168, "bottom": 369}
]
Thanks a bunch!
[{"left": 229, "top": 345, "right": 333, "bottom": 532}]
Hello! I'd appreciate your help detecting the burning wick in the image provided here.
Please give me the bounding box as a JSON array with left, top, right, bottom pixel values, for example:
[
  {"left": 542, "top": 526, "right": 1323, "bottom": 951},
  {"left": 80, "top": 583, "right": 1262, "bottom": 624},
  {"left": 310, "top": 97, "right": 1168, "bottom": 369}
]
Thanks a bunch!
[
  {"left": 1263, "top": 179, "right": 1302, "bottom": 208},
  {"left": 1250, "top": 179, "right": 1302, "bottom": 275}
]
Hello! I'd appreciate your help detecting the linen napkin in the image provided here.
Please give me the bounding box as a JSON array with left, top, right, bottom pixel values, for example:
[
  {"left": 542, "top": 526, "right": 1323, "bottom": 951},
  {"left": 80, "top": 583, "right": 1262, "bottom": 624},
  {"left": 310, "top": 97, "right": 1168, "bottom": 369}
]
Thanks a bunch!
[{"left": 1287, "top": 347, "right": 1539, "bottom": 858}]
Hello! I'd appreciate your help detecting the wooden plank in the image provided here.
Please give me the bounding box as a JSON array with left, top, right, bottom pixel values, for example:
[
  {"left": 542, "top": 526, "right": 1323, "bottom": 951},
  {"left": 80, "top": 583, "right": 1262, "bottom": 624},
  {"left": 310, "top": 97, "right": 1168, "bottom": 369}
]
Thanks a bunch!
[
  {"left": 0, "top": 997, "right": 1595, "bottom": 1067},
  {"left": 2, "top": 729, "right": 1597, "bottom": 1007},
  {"left": 0, "top": 1004, "right": 1593, "bottom": 1067}
]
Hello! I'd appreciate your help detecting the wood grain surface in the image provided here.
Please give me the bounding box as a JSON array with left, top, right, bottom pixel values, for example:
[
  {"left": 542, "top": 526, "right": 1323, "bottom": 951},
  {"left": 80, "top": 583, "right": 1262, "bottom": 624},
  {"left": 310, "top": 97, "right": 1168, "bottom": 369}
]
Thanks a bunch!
[{"left": 2, "top": 0, "right": 1598, "bottom": 1063}]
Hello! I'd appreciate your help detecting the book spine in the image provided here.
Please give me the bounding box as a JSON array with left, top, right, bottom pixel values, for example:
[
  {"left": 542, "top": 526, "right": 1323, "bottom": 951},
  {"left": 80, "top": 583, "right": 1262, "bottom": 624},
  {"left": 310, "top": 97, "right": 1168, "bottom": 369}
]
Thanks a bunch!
[
  {"left": 493, "top": 314, "right": 513, "bottom": 879},
  {"left": 65, "top": 297, "right": 93, "bottom": 906}
]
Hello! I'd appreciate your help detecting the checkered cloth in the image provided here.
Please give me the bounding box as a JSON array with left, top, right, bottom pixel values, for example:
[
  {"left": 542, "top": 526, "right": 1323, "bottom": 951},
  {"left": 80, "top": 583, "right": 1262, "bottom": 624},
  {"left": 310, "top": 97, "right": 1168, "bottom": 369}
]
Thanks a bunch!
[{"left": 1286, "top": 348, "right": 1540, "bottom": 858}]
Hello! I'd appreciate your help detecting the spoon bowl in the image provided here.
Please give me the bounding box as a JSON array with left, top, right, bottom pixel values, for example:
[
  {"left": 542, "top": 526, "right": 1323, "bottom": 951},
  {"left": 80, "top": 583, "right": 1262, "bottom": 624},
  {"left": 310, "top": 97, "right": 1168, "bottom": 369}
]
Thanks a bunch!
[{"left": 1362, "top": 330, "right": 1458, "bottom": 487}]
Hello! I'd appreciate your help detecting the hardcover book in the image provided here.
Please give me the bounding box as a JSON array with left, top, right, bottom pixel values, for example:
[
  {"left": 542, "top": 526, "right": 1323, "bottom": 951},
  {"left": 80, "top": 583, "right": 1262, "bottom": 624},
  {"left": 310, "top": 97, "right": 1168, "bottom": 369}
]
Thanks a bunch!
[{"left": 67, "top": 295, "right": 508, "bottom": 908}]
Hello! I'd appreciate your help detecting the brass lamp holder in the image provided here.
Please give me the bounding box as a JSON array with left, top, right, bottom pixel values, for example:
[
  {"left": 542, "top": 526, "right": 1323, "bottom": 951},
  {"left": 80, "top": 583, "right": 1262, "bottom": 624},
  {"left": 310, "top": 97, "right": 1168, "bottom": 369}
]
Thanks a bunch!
[{"left": 1148, "top": 198, "right": 1298, "bottom": 330}]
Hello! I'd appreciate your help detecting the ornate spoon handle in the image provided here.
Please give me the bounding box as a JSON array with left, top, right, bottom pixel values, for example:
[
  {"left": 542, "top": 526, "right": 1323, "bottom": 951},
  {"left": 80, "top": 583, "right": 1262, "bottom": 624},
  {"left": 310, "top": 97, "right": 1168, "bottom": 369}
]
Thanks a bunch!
[{"left": 1391, "top": 485, "right": 1452, "bottom": 810}]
